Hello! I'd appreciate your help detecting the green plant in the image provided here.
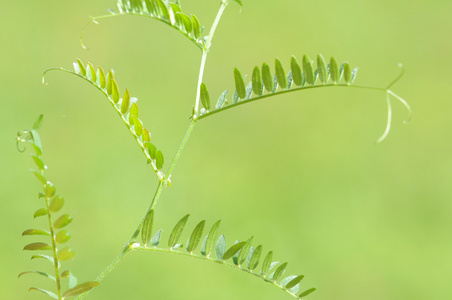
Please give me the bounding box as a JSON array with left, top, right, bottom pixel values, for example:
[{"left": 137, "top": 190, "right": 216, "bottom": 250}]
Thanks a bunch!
[{"left": 16, "top": 0, "right": 411, "bottom": 299}]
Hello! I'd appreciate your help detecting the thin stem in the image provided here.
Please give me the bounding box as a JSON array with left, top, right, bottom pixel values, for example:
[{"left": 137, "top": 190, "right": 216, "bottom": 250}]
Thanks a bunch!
[{"left": 194, "top": 1, "right": 229, "bottom": 117}]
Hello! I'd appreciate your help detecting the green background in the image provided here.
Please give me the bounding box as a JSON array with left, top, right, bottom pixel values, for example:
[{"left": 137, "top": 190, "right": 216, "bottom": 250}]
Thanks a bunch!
[{"left": 1, "top": 0, "right": 451, "bottom": 299}]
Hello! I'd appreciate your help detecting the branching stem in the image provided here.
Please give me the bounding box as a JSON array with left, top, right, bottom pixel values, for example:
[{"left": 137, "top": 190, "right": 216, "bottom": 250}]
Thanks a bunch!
[{"left": 194, "top": 1, "right": 229, "bottom": 117}]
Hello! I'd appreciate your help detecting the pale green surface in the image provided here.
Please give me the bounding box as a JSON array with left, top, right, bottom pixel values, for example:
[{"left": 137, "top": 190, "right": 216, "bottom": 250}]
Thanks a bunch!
[{"left": 1, "top": 0, "right": 452, "bottom": 299}]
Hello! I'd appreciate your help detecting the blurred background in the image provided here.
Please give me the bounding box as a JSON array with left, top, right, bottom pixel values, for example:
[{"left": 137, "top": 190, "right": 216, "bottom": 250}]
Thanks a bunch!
[{"left": 1, "top": 0, "right": 451, "bottom": 299}]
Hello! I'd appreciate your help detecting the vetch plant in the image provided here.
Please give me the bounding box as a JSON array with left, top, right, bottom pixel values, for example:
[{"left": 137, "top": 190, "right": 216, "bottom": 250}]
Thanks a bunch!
[{"left": 16, "top": 0, "right": 411, "bottom": 299}]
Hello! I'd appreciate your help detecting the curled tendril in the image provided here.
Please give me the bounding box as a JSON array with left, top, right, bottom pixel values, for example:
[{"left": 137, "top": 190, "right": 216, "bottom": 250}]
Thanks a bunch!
[
  {"left": 16, "top": 130, "right": 32, "bottom": 152},
  {"left": 386, "top": 63, "right": 405, "bottom": 90}
]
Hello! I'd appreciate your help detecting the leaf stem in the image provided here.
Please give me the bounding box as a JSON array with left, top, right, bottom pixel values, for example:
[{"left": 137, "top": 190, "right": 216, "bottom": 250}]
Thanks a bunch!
[{"left": 193, "top": 1, "right": 229, "bottom": 117}]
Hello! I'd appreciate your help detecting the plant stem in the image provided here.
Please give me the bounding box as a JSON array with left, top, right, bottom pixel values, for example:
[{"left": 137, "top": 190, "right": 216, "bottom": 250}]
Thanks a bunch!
[{"left": 194, "top": 1, "right": 229, "bottom": 117}]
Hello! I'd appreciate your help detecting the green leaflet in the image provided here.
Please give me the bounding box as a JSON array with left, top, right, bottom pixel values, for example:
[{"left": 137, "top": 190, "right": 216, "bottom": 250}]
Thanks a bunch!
[
  {"left": 87, "top": 62, "right": 97, "bottom": 82},
  {"left": 272, "top": 262, "right": 288, "bottom": 281},
  {"left": 121, "top": 89, "right": 130, "bottom": 114},
  {"left": 187, "top": 220, "right": 205, "bottom": 254},
  {"left": 222, "top": 241, "right": 247, "bottom": 261},
  {"left": 299, "top": 288, "right": 317, "bottom": 298},
  {"left": 275, "top": 58, "right": 287, "bottom": 90},
  {"left": 303, "top": 55, "right": 315, "bottom": 85},
  {"left": 248, "top": 244, "right": 262, "bottom": 271},
  {"left": 177, "top": 13, "right": 192, "bottom": 33},
  {"left": 155, "top": 150, "right": 164, "bottom": 170},
  {"left": 34, "top": 208, "right": 47, "bottom": 218},
  {"left": 142, "top": 128, "right": 151, "bottom": 143},
  {"left": 58, "top": 247, "right": 75, "bottom": 261},
  {"left": 317, "top": 54, "right": 328, "bottom": 84},
  {"left": 31, "top": 170, "right": 46, "bottom": 185},
  {"left": 155, "top": 0, "right": 170, "bottom": 20},
  {"left": 151, "top": 229, "right": 162, "bottom": 247},
  {"left": 107, "top": 70, "right": 115, "bottom": 95},
  {"left": 252, "top": 66, "right": 262, "bottom": 96},
  {"left": 44, "top": 182, "right": 56, "bottom": 198},
  {"left": 112, "top": 79, "right": 120, "bottom": 104},
  {"left": 62, "top": 281, "right": 101, "bottom": 298},
  {"left": 285, "top": 275, "right": 304, "bottom": 289},
  {"left": 18, "top": 271, "right": 56, "bottom": 281},
  {"left": 32, "top": 114, "right": 44, "bottom": 130},
  {"left": 53, "top": 214, "right": 73, "bottom": 229},
  {"left": 29, "top": 287, "right": 58, "bottom": 299},
  {"left": 215, "top": 90, "right": 228, "bottom": 109},
  {"left": 192, "top": 15, "right": 201, "bottom": 39},
  {"left": 24, "top": 242, "right": 52, "bottom": 251},
  {"left": 215, "top": 235, "right": 226, "bottom": 260},
  {"left": 76, "top": 59, "right": 86, "bottom": 76},
  {"left": 262, "top": 63, "right": 273, "bottom": 92},
  {"left": 32, "top": 155, "right": 45, "bottom": 170},
  {"left": 145, "top": 142, "right": 157, "bottom": 159},
  {"left": 132, "top": 116, "right": 143, "bottom": 136},
  {"left": 234, "top": 68, "right": 246, "bottom": 99},
  {"left": 31, "top": 254, "right": 55, "bottom": 265},
  {"left": 98, "top": 66, "right": 106, "bottom": 88},
  {"left": 202, "top": 220, "right": 221, "bottom": 257},
  {"left": 144, "top": 0, "right": 157, "bottom": 15},
  {"left": 343, "top": 62, "right": 352, "bottom": 84},
  {"left": 22, "top": 229, "right": 50, "bottom": 236},
  {"left": 168, "top": 214, "right": 190, "bottom": 249},
  {"left": 329, "top": 56, "right": 340, "bottom": 83},
  {"left": 237, "top": 237, "right": 253, "bottom": 266},
  {"left": 129, "top": 103, "right": 139, "bottom": 125},
  {"left": 55, "top": 230, "right": 71, "bottom": 244},
  {"left": 200, "top": 83, "right": 210, "bottom": 110},
  {"left": 49, "top": 195, "right": 64, "bottom": 212},
  {"left": 261, "top": 251, "right": 273, "bottom": 277},
  {"left": 141, "top": 210, "right": 154, "bottom": 247},
  {"left": 351, "top": 67, "right": 359, "bottom": 84},
  {"left": 291, "top": 56, "right": 303, "bottom": 86}
]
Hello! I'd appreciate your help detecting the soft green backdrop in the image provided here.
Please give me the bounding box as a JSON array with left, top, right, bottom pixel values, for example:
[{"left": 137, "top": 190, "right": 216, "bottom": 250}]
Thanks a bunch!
[{"left": 1, "top": 0, "right": 451, "bottom": 299}]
